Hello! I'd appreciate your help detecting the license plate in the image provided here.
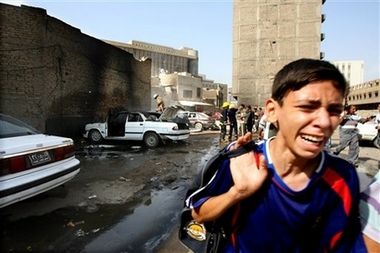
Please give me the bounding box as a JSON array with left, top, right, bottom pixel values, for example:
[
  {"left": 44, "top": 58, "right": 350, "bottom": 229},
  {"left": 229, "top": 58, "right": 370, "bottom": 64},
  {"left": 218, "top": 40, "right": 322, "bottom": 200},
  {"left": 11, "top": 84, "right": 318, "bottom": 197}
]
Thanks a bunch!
[{"left": 28, "top": 151, "right": 52, "bottom": 166}]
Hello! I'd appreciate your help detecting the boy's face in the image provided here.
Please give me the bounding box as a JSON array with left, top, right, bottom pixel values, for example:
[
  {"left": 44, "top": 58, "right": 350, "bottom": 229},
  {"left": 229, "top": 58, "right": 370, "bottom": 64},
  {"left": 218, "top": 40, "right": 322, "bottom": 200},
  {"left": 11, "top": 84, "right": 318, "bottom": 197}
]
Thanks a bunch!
[{"left": 267, "top": 80, "right": 344, "bottom": 159}]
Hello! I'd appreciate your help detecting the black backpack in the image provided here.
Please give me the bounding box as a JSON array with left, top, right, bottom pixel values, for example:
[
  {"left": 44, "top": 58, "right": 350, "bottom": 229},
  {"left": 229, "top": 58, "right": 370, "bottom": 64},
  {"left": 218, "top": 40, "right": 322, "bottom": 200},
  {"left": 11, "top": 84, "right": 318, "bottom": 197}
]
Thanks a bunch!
[{"left": 178, "top": 141, "right": 256, "bottom": 253}]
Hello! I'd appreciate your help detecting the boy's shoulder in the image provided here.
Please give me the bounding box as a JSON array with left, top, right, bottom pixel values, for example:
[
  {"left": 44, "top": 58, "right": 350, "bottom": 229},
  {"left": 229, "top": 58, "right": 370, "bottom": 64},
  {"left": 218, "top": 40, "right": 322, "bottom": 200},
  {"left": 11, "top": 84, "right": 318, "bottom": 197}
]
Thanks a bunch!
[{"left": 323, "top": 152, "right": 360, "bottom": 187}]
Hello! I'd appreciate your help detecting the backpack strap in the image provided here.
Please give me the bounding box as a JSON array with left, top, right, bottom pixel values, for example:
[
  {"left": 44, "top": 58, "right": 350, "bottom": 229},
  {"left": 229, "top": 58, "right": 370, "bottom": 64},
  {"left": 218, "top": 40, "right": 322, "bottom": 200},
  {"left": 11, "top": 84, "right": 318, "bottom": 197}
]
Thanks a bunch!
[
  {"left": 224, "top": 141, "right": 256, "bottom": 158},
  {"left": 180, "top": 142, "right": 261, "bottom": 252},
  {"left": 200, "top": 141, "right": 256, "bottom": 187}
]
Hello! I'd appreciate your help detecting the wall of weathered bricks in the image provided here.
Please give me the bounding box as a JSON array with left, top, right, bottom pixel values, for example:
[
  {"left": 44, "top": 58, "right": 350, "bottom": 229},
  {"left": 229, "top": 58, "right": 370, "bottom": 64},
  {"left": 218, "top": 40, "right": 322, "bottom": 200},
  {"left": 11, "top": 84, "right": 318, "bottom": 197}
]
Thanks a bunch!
[{"left": 0, "top": 3, "right": 151, "bottom": 137}]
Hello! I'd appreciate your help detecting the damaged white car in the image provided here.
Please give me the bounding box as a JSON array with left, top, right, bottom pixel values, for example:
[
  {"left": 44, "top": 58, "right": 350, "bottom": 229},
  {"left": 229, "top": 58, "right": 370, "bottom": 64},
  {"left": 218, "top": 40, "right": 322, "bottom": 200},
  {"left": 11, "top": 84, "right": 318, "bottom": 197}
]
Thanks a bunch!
[{"left": 83, "top": 106, "right": 190, "bottom": 148}]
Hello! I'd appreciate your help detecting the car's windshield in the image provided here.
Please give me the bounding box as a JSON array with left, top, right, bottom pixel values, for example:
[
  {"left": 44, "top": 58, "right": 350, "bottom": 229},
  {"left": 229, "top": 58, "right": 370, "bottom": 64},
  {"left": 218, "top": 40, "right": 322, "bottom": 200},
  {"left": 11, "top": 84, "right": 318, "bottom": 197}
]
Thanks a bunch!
[
  {"left": 198, "top": 113, "right": 210, "bottom": 119},
  {"left": 0, "top": 114, "right": 40, "bottom": 138}
]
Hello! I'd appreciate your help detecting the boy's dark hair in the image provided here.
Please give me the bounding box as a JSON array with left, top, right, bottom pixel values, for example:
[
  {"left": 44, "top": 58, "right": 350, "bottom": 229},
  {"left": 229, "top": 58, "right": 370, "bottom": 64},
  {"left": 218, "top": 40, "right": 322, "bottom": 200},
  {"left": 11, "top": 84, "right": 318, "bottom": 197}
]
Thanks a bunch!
[{"left": 272, "top": 58, "right": 347, "bottom": 105}]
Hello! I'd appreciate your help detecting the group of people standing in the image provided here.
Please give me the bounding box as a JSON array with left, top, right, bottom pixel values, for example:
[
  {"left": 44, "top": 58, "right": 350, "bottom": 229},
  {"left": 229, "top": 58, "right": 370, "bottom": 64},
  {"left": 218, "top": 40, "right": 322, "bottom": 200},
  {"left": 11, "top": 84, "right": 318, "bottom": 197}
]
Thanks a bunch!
[
  {"left": 220, "top": 103, "right": 265, "bottom": 142},
  {"left": 220, "top": 100, "right": 380, "bottom": 163}
]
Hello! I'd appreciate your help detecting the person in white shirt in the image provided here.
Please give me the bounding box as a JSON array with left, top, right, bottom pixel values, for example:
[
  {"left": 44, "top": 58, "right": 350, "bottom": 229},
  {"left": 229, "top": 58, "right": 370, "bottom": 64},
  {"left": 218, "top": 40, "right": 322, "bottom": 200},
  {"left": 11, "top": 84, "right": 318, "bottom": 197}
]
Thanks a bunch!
[
  {"left": 333, "top": 105, "right": 370, "bottom": 166},
  {"left": 374, "top": 103, "right": 380, "bottom": 149},
  {"left": 257, "top": 113, "right": 277, "bottom": 140},
  {"left": 360, "top": 171, "right": 380, "bottom": 251},
  {"left": 236, "top": 104, "right": 247, "bottom": 136}
]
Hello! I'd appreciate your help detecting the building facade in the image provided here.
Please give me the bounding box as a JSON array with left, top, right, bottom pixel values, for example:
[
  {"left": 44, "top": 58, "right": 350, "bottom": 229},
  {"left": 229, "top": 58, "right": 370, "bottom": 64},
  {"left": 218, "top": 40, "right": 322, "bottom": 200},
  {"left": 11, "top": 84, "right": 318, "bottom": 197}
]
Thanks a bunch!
[
  {"left": 346, "top": 79, "right": 380, "bottom": 109},
  {"left": 159, "top": 72, "right": 202, "bottom": 101},
  {"left": 104, "top": 40, "right": 198, "bottom": 77},
  {"left": 202, "top": 80, "right": 228, "bottom": 109},
  {"left": 106, "top": 40, "right": 228, "bottom": 111},
  {"left": 232, "top": 0, "right": 324, "bottom": 106},
  {"left": 332, "top": 60, "right": 364, "bottom": 86}
]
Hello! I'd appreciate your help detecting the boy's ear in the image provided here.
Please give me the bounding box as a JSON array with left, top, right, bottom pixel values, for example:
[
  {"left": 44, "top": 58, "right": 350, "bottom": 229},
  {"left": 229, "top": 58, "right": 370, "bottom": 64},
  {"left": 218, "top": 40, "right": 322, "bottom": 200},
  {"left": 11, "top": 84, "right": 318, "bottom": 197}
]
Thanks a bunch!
[{"left": 265, "top": 98, "right": 278, "bottom": 123}]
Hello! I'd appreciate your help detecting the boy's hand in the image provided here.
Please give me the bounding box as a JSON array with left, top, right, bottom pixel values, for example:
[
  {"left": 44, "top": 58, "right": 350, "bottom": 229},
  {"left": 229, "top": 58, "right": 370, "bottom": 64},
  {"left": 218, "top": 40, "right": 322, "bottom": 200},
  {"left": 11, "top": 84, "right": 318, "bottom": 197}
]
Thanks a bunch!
[
  {"left": 229, "top": 132, "right": 268, "bottom": 200},
  {"left": 230, "top": 132, "right": 253, "bottom": 150}
]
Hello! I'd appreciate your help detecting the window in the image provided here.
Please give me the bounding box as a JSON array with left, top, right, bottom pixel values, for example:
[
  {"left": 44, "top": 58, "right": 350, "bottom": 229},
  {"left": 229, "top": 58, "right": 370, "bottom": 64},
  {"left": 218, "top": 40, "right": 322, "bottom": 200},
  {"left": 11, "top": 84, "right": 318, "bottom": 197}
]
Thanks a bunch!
[
  {"left": 183, "top": 90, "right": 192, "bottom": 98},
  {"left": 197, "top": 88, "right": 201, "bottom": 98},
  {"left": 127, "top": 113, "right": 142, "bottom": 122}
]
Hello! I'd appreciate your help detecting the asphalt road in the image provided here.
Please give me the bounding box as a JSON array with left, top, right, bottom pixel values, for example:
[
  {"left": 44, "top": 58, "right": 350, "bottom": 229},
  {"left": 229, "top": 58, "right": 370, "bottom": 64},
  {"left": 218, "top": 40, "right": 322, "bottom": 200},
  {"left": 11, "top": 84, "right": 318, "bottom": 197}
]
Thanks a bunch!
[{"left": 0, "top": 133, "right": 222, "bottom": 253}]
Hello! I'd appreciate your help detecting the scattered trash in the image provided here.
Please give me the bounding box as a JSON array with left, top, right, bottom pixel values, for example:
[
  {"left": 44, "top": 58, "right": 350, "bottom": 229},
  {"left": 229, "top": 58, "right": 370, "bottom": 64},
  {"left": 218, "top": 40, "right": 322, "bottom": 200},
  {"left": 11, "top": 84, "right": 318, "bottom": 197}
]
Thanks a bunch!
[
  {"left": 75, "top": 220, "right": 85, "bottom": 225},
  {"left": 75, "top": 229, "right": 86, "bottom": 237},
  {"left": 86, "top": 204, "right": 99, "bottom": 213},
  {"left": 130, "top": 157, "right": 134, "bottom": 160},
  {"left": 78, "top": 201, "right": 88, "bottom": 207},
  {"left": 67, "top": 220, "right": 85, "bottom": 228},
  {"left": 155, "top": 162, "right": 161, "bottom": 165},
  {"left": 92, "top": 228, "right": 100, "bottom": 233},
  {"left": 119, "top": 176, "right": 130, "bottom": 182},
  {"left": 26, "top": 246, "right": 32, "bottom": 251},
  {"left": 67, "top": 221, "right": 75, "bottom": 227},
  {"left": 88, "top": 195, "right": 97, "bottom": 199}
]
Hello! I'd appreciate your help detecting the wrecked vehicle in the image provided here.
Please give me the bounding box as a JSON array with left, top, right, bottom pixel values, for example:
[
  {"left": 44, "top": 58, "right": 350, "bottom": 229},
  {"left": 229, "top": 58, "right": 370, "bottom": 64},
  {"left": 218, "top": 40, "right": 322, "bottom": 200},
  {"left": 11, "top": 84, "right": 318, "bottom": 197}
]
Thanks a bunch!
[{"left": 83, "top": 105, "right": 190, "bottom": 148}]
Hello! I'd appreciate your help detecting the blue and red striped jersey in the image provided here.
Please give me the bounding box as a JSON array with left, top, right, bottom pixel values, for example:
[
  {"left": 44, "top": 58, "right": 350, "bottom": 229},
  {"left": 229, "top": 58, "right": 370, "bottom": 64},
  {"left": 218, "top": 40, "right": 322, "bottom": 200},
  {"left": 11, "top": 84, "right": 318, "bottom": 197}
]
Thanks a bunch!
[{"left": 186, "top": 139, "right": 367, "bottom": 253}]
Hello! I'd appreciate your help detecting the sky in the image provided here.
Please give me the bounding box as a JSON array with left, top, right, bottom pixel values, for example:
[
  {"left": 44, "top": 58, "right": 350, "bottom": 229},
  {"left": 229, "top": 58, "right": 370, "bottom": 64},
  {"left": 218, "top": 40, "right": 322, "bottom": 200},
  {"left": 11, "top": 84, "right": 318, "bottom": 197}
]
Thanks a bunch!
[{"left": 1, "top": 0, "right": 379, "bottom": 85}]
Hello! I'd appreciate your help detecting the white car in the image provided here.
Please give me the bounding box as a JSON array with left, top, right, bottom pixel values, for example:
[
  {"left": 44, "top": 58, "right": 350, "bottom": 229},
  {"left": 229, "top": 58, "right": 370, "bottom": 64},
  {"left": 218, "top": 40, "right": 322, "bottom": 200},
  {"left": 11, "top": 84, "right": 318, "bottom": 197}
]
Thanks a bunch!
[
  {"left": 83, "top": 105, "right": 190, "bottom": 148},
  {"left": 0, "top": 114, "right": 80, "bottom": 208},
  {"left": 178, "top": 111, "right": 216, "bottom": 131},
  {"left": 357, "top": 118, "right": 378, "bottom": 146}
]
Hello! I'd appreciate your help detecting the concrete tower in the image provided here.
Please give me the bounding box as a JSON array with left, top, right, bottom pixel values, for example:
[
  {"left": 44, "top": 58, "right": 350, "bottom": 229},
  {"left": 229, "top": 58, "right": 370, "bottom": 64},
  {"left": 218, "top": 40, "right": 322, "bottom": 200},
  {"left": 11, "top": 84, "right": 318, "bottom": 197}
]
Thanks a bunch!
[{"left": 232, "top": 0, "right": 325, "bottom": 106}]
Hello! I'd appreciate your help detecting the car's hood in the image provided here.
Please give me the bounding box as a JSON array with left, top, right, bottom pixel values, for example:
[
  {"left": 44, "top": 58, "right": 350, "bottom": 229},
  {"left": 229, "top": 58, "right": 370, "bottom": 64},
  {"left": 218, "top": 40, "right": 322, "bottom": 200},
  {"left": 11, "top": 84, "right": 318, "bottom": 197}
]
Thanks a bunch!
[
  {"left": 0, "top": 134, "right": 73, "bottom": 157},
  {"left": 159, "top": 105, "right": 187, "bottom": 121}
]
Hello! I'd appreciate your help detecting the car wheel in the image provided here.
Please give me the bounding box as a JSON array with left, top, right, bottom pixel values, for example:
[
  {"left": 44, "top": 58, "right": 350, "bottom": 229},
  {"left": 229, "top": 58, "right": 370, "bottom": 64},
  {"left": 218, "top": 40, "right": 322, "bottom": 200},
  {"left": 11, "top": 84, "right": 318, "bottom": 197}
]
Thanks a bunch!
[
  {"left": 144, "top": 132, "right": 160, "bottom": 148},
  {"left": 89, "top": 130, "right": 103, "bottom": 143},
  {"left": 194, "top": 122, "right": 203, "bottom": 131}
]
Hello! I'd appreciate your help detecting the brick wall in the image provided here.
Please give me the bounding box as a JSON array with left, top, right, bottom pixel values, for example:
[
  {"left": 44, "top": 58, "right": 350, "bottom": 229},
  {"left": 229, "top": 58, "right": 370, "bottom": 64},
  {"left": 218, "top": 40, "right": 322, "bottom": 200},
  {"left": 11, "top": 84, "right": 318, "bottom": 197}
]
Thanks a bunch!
[{"left": 0, "top": 3, "right": 151, "bottom": 137}]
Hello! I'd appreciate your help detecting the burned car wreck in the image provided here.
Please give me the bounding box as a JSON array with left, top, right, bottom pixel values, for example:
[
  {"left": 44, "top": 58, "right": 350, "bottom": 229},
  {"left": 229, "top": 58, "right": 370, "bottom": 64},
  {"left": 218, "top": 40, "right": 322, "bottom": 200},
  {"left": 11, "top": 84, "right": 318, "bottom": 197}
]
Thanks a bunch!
[{"left": 83, "top": 105, "right": 190, "bottom": 148}]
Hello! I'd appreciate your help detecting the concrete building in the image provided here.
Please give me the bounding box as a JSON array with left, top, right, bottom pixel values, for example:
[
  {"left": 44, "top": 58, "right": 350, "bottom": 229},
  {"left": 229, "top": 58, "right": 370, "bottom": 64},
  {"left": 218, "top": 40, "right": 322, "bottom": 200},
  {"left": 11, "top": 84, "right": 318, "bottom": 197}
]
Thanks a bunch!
[
  {"left": 232, "top": 0, "right": 324, "bottom": 106},
  {"left": 153, "top": 72, "right": 203, "bottom": 111},
  {"left": 332, "top": 60, "right": 364, "bottom": 86},
  {"left": 202, "top": 80, "right": 228, "bottom": 109},
  {"left": 347, "top": 79, "right": 380, "bottom": 109},
  {"left": 0, "top": 3, "right": 150, "bottom": 137},
  {"left": 106, "top": 40, "right": 228, "bottom": 111},
  {"left": 104, "top": 40, "right": 198, "bottom": 77}
]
